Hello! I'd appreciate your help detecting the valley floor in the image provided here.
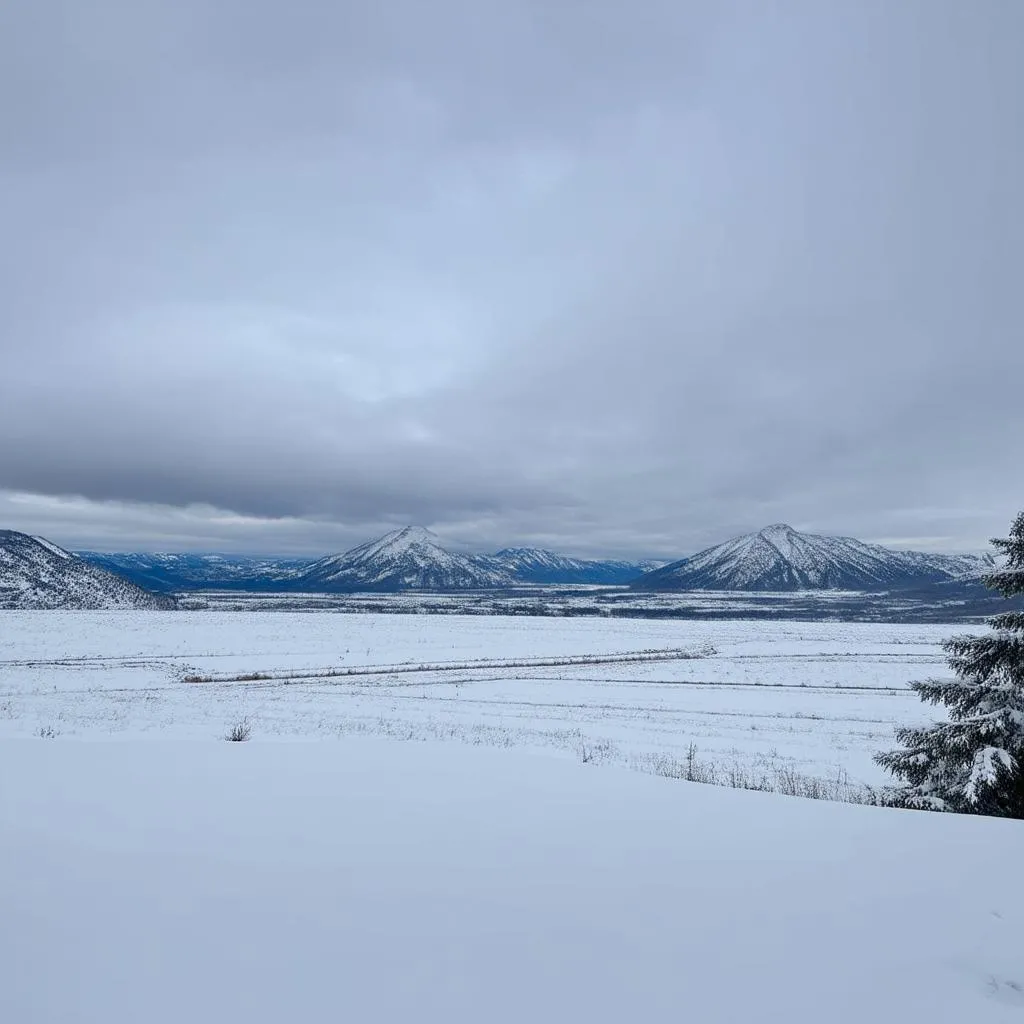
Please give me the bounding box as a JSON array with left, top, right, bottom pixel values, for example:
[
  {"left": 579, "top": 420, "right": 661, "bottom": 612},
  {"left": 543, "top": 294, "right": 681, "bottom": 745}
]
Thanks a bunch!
[
  {"left": 3, "top": 611, "right": 1021, "bottom": 1022},
  {"left": 0, "top": 611, "right": 978, "bottom": 788},
  {"left": 183, "top": 584, "right": 1014, "bottom": 622}
]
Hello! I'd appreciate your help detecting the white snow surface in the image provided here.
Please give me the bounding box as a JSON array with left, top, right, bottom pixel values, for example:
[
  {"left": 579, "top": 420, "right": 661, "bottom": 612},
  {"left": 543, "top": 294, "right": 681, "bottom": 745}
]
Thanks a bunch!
[
  {"left": 1, "top": 737, "right": 1022, "bottom": 1023},
  {"left": 3, "top": 611, "right": 1021, "bottom": 1021},
  {"left": 641, "top": 523, "right": 990, "bottom": 591}
]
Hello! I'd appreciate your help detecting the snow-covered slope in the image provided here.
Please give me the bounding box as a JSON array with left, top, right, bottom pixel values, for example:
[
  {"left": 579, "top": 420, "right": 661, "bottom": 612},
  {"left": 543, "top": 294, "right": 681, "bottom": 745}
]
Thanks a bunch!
[
  {"left": 477, "top": 548, "right": 662, "bottom": 585},
  {"left": 634, "top": 523, "right": 991, "bottom": 592},
  {"left": 0, "top": 531, "right": 174, "bottom": 609},
  {"left": 3, "top": 739, "right": 1022, "bottom": 1024},
  {"left": 293, "top": 527, "right": 514, "bottom": 591},
  {"left": 77, "top": 551, "right": 312, "bottom": 592}
]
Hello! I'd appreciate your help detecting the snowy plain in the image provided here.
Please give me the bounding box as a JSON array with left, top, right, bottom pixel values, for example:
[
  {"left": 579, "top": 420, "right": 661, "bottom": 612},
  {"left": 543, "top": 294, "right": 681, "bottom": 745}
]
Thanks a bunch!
[
  {"left": 0, "top": 610, "right": 973, "bottom": 786},
  {"left": 4, "top": 610, "right": 1022, "bottom": 1024},
  {"left": 2, "top": 738, "right": 1023, "bottom": 1023}
]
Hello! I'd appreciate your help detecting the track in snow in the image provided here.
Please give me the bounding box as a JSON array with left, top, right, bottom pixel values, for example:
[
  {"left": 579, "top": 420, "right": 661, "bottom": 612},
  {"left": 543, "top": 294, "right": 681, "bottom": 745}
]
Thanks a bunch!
[{"left": 183, "top": 645, "right": 717, "bottom": 686}]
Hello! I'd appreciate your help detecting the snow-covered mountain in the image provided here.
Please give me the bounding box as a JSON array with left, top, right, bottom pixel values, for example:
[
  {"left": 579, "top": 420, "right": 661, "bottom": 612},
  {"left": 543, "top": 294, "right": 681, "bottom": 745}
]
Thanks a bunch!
[
  {"left": 633, "top": 524, "right": 991, "bottom": 592},
  {"left": 476, "top": 548, "right": 662, "bottom": 585},
  {"left": 1, "top": 531, "right": 175, "bottom": 610},
  {"left": 82, "top": 539, "right": 663, "bottom": 591},
  {"left": 292, "top": 527, "right": 515, "bottom": 591},
  {"left": 78, "top": 551, "right": 312, "bottom": 592}
]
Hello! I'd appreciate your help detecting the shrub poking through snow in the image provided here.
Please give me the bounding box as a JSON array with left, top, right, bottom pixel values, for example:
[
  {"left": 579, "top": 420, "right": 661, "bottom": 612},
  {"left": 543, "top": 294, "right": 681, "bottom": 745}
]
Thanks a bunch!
[
  {"left": 225, "top": 719, "right": 252, "bottom": 742},
  {"left": 876, "top": 511, "right": 1024, "bottom": 817}
]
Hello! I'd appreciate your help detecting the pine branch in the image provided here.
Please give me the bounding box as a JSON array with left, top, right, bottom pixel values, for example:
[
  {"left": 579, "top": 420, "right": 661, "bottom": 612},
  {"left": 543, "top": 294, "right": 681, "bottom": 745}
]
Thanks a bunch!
[
  {"left": 944, "top": 633, "right": 1024, "bottom": 685},
  {"left": 990, "top": 611, "right": 1024, "bottom": 633},
  {"left": 985, "top": 567, "right": 1024, "bottom": 598}
]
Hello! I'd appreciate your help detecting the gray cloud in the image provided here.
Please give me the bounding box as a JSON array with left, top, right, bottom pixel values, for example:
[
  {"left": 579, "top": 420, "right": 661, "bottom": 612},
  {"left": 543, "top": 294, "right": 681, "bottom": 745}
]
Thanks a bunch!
[{"left": 1, "top": 0, "right": 1021, "bottom": 557}]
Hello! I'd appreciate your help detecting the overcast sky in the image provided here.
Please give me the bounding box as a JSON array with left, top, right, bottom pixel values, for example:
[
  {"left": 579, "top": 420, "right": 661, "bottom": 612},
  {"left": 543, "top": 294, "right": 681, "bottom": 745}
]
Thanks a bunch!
[{"left": 1, "top": 1, "right": 1021, "bottom": 558}]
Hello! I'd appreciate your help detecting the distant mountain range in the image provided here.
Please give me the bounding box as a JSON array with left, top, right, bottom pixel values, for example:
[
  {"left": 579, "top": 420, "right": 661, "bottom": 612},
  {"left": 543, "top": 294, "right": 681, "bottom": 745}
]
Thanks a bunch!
[
  {"left": 632, "top": 523, "right": 991, "bottom": 592},
  {"left": 78, "top": 551, "right": 312, "bottom": 593},
  {"left": 474, "top": 548, "right": 663, "bottom": 585},
  {"left": 78, "top": 528, "right": 664, "bottom": 592},
  {"left": 1, "top": 531, "right": 174, "bottom": 610},
  {"left": 0, "top": 521, "right": 993, "bottom": 608}
]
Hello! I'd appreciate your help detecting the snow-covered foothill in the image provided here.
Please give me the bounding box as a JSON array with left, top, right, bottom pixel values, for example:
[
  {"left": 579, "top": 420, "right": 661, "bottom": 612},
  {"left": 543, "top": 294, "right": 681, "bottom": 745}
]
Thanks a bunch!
[{"left": 0, "top": 531, "right": 173, "bottom": 610}]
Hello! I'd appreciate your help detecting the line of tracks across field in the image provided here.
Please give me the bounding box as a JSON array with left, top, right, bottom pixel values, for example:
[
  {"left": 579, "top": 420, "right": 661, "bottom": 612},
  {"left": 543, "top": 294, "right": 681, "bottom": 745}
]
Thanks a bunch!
[{"left": 180, "top": 645, "right": 719, "bottom": 686}]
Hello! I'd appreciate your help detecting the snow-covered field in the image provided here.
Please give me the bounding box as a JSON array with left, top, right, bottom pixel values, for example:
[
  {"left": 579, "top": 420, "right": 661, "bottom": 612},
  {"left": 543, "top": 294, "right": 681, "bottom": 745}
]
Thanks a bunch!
[
  {"left": 2, "top": 737, "right": 1023, "bottom": 1023},
  {"left": 3, "top": 611, "right": 1022, "bottom": 1023},
  {"left": 0, "top": 611, "right": 978, "bottom": 787}
]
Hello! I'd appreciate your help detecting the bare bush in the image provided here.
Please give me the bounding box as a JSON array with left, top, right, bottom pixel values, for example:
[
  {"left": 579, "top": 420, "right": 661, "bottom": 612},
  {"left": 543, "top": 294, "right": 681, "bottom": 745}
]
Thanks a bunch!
[
  {"left": 224, "top": 719, "right": 252, "bottom": 742},
  {"left": 578, "top": 737, "right": 619, "bottom": 765}
]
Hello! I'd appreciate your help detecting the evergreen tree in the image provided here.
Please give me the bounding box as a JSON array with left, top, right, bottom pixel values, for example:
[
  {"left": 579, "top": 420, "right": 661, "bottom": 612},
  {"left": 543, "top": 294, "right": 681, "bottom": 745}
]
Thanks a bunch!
[{"left": 876, "top": 511, "right": 1024, "bottom": 817}]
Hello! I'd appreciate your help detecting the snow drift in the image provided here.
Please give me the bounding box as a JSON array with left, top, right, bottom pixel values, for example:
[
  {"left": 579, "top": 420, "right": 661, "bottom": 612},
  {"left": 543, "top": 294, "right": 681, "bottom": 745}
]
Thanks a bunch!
[{"left": 0, "top": 738, "right": 1021, "bottom": 1023}]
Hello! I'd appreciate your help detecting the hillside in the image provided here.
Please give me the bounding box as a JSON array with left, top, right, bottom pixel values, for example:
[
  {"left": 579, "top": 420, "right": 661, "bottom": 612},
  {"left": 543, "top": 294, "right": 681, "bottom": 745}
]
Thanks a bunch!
[
  {"left": 634, "top": 523, "right": 990, "bottom": 592},
  {"left": 0, "top": 531, "right": 174, "bottom": 609}
]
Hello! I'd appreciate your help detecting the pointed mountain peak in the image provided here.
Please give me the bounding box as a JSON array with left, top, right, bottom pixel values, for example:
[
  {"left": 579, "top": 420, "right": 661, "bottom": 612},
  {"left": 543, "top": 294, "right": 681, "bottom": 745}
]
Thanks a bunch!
[
  {"left": 378, "top": 526, "right": 444, "bottom": 551},
  {"left": 390, "top": 525, "right": 439, "bottom": 541},
  {"left": 295, "top": 526, "right": 512, "bottom": 591},
  {"left": 758, "top": 523, "right": 797, "bottom": 538}
]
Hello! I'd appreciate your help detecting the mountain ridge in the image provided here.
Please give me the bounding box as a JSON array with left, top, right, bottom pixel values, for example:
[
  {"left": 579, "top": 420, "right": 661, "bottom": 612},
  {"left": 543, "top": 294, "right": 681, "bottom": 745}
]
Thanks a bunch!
[
  {"left": 1, "top": 531, "right": 175, "bottom": 610},
  {"left": 633, "top": 523, "right": 992, "bottom": 592},
  {"left": 474, "top": 547, "right": 663, "bottom": 585},
  {"left": 78, "top": 551, "right": 313, "bottom": 593},
  {"left": 79, "top": 532, "right": 664, "bottom": 591},
  {"left": 71, "top": 523, "right": 992, "bottom": 596}
]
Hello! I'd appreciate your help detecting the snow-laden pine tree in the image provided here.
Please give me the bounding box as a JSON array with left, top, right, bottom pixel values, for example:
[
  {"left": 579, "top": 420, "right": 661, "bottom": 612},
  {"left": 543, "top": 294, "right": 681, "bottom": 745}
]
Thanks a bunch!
[{"left": 876, "top": 511, "right": 1024, "bottom": 817}]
